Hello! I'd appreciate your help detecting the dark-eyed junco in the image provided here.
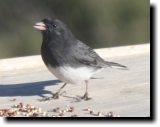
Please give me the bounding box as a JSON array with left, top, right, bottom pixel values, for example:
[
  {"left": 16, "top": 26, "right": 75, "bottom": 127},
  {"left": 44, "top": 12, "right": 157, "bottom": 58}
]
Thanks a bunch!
[{"left": 34, "top": 18, "right": 127, "bottom": 100}]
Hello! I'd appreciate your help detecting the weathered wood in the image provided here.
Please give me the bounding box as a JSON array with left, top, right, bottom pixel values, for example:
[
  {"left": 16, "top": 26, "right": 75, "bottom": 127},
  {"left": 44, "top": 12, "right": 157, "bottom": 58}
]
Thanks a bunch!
[{"left": 0, "top": 44, "right": 150, "bottom": 117}]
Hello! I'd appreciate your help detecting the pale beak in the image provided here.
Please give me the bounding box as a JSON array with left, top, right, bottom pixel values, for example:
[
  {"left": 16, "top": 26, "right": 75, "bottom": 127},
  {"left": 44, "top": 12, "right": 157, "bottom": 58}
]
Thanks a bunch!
[{"left": 34, "top": 22, "right": 46, "bottom": 31}]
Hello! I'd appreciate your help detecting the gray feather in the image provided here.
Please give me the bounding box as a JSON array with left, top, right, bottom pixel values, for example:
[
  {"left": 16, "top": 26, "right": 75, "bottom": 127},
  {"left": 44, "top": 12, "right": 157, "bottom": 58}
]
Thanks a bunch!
[
  {"left": 106, "top": 61, "right": 128, "bottom": 70},
  {"left": 73, "top": 40, "right": 107, "bottom": 68}
]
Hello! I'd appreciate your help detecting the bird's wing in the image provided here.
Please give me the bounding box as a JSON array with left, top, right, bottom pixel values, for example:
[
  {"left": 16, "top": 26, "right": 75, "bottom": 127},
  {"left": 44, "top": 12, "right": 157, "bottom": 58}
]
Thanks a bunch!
[{"left": 73, "top": 40, "right": 107, "bottom": 68}]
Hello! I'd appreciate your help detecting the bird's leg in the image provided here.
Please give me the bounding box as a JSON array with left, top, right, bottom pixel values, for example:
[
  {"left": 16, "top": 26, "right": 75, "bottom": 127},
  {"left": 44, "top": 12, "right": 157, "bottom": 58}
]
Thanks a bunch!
[
  {"left": 81, "top": 80, "right": 91, "bottom": 101},
  {"left": 51, "top": 82, "right": 67, "bottom": 99}
]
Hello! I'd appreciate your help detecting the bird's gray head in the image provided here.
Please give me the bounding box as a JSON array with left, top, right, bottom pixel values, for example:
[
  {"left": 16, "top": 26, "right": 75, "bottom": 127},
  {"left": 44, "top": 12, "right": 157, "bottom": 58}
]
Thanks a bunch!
[{"left": 34, "top": 18, "right": 72, "bottom": 38}]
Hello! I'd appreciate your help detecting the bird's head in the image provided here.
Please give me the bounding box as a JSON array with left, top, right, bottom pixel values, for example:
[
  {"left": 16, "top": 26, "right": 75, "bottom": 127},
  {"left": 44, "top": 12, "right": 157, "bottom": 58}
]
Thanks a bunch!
[{"left": 34, "top": 18, "right": 71, "bottom": 38}]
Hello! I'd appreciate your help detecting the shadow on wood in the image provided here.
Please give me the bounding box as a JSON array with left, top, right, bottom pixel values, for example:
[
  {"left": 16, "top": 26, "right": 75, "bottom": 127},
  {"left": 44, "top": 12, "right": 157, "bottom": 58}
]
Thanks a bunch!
[{"left": 0, "top": 80, "right": 61, "bottom": 98}]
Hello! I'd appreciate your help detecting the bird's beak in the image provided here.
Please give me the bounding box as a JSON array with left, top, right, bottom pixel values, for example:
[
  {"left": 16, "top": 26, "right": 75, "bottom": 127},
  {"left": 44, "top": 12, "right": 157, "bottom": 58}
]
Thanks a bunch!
[{"left": 34, "top": 22, "right": 46, "bottom": 31}]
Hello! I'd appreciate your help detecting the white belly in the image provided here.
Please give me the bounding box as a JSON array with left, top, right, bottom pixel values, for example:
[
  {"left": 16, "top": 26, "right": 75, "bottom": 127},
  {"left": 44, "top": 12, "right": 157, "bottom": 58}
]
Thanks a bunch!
[{"left": 47, "top": 65, "right": 97, "bottom": 84}]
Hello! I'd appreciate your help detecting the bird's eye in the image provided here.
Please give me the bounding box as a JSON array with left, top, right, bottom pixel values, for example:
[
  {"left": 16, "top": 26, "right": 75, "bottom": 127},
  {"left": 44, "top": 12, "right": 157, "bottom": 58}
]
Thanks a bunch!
[{"left": 53, "top": 24, "right": 57, "bottom": 28}]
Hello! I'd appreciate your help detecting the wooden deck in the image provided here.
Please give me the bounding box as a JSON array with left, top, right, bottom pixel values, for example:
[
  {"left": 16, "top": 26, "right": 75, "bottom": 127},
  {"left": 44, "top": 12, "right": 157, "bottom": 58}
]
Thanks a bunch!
[{"left": 0, "top": 44, "right": 150, "bottom": 117}]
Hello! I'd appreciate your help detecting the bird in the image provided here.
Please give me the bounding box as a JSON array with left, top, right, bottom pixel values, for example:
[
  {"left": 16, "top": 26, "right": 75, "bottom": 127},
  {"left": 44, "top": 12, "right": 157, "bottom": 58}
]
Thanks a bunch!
[{"left": 34, "top": 18, "right": 127, "bottom": 101}]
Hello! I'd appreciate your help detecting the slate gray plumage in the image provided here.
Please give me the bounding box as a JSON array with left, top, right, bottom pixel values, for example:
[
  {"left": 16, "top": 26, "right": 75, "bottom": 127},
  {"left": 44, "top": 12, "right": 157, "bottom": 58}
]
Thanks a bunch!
[{"left": 34, "top": 18, "right": 127, "bottom": 100}]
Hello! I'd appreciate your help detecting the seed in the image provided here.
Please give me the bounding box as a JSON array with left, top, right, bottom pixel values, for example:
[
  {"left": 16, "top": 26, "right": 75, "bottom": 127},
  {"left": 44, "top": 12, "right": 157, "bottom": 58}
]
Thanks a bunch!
[
  {"left": 89, "top": 110, "right": 94, "bottom": 114},
  {"left": 108, "top": 112, "right": 113, "bottom": 117},
  {"left": 68, "top": 107, "right": 74, "bottom": 112},
  {"left": 59, "top": 110, "right": 63, "bottom": 114},
  {"left": 62, "top": 109, "right": 66, "bottom": 113},
  {"left": 70, "top": 106, "right": 74, "bottom": 110},
  {"left": 98, "top": 112, "right": 104, "bottom": 117},
  {"left": 53, "top": 109, "right": 57, "bottom": 112},
  {"left": 65, "top": 108, "right": 69, "bottom": 112},
  {"left": 33, "top": 109, "right": 37, "bottom": 113},
  {"left": 32, "top": 113, "right": 39, "bottom": 117},
  {"left": 59, "top": 113, "right": 64, "bottom": 116},
  {"left": 19, "top": 103, "right": 23, "bottom": 107},
  {"left": 19, "top": 108, "right": 23, "bottom": 112},
  {"left": 12, "top": 112, "right": 17, "bottom": 116},
  {"left": 53, "top": 107, "right": 60, "bottom": 112}
]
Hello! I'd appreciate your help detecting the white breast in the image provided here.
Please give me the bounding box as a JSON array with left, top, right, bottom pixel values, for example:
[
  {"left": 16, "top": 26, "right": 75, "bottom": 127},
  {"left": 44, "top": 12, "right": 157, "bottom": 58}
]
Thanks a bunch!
[{"left": 47, "top": 65, "right": 98, "bottom": 84}]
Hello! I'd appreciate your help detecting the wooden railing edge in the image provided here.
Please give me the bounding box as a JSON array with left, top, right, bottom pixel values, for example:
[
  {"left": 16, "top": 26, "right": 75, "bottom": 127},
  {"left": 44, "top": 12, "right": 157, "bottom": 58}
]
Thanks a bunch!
[{"left": 0, "top": 44, "right": 150, "bottom": 72}]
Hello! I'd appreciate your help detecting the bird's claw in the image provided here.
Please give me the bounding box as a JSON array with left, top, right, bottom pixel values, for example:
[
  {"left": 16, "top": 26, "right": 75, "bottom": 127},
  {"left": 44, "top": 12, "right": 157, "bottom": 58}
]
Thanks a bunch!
[
  {"left": 51, "top": 92, "right": 60, "bottom": 99},
  {"left": 81, "top": 93, "right": 92, "bottom": 101},
  {"left": 39, "top": 92, "right": 60, "bottom": 101}
]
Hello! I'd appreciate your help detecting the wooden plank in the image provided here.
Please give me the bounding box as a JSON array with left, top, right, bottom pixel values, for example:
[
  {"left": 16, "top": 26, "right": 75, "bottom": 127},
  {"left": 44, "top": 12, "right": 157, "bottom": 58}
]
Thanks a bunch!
[
  {"left": 0, "top": 44, "right": 149, "bottom": 72},
  {"left": 0, "top": 44, "right": 150, "bottom": 117}
]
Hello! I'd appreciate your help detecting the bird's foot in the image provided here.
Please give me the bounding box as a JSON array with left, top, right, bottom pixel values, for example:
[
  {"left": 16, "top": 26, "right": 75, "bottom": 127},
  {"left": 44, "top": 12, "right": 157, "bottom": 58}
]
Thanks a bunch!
[
  {"left": 64, "top": 94, "right": 91, "bottom": 103},
  {"left": 51, "top": 92, "right": 60, "bottom": 99},
  {"left": 40, "top": 92, "right": 60, "bottom": 101},
  {"left": 45, "top": 91, "right": 66, "bottom": 100},
  {"left": 39, "top": 91, "right": 67, "bottom": 101},
  {"left": 81, "top": 93, "right": 92, "bottom": 101}
]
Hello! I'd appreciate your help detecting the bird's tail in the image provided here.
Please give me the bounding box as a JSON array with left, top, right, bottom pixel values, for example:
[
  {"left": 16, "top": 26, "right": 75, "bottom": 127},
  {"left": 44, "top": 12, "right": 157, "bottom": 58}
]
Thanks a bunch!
[{"left": 106, "top": 61, "right": 128, "bottom": 70}]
